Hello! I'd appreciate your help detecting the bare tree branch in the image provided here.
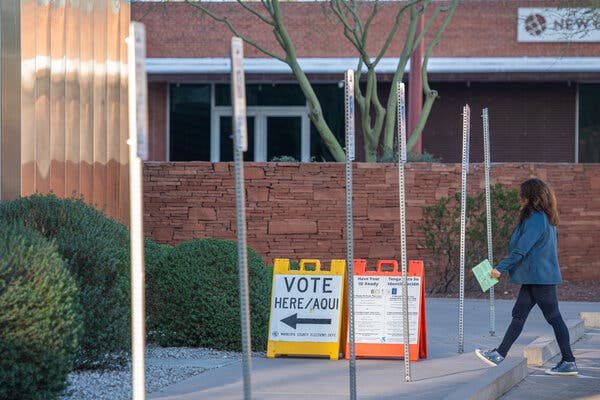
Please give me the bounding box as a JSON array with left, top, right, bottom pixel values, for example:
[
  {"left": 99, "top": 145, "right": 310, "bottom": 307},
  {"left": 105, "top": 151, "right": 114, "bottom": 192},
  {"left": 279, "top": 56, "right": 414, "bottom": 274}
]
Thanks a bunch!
[
  {"left": 183, "top": 0, "right": 459, "bottom": 162},
  {"left": 340, "top": 0, "right": 362, "bottom": 37},
  {"left": 184, "top": 0, "right": 286, "bottom": 63},
  {"left": 354, "top": 58, "right": 366, "bottom": 111},
  {"left": 412, "top": 1, "right": 447, "bottom": 54},
  {"left": 362, "top": 1, "right": 379, "bottom": 41},
  {"left": 184, "top": 0, "right": 346, "bottom": 161},
  {"left": 373, "top": 0, "right": 418, "bottom": 66},
  {"left": 261, "top": 0, "right": 274, "bottom": 15},
  {"left": 237, "top": 1, "right": 275, "bottom": 26},
  {"left": 328, "top": 0, "right": 459, "bottom": 160},
  {"left": 270, "top": 0, "right": 346, "bottom": 161},
  {"left": 329, "top": 0, "right": 369, "bottom": 63},
  {"left": 381, "top": 4, "right": 420, "bottom": 154},
  {"left": 407, "top": 0, "right": 459, "bottom": 151}
]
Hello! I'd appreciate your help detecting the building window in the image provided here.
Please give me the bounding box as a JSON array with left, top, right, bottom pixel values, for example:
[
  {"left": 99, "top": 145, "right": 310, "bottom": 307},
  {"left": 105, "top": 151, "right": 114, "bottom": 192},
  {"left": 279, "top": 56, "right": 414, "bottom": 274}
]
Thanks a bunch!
[
  {"left": 311, "top": 84, "right": 345, "bottom": 162},
  {"left": 168, "top": 82, "right": 344, "bottom": 162},
  {"left": 579, "top": 84, "right": 600, "bottom": 163},
  {"left": 212, "top": 108, "right": 309, "bottom": 162},
  {"left": 212, "top": 83, "right": 310, "bottom": 162},
  {"left": 215, "top": 83, "right": 306, "bottom": 107},
  {"left": 218, "top": 115, "right": 255, "bottom": 162},
  {"left": 169, "top": 84, "right": 211, "bottom": 161}
]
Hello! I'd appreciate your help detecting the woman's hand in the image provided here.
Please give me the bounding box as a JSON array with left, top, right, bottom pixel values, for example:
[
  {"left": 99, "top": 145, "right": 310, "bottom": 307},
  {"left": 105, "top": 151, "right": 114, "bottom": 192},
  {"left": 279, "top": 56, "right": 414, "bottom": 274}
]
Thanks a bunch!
[{"left": 491, "top": 268, "right": 501, "bottom": 279}]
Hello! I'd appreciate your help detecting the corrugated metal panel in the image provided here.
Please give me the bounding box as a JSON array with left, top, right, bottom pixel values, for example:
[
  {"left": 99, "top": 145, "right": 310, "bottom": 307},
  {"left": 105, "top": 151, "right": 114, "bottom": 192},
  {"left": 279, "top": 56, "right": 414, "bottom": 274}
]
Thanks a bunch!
[
  {"left": 19, "top": 0, "right": 130, "bottom": 222},
  {"left": 35, "top": 2, "right": 51, "bottom": 194},
  {"left": 92, "top": 0, "right": 108, "bottom": 210},
  {"left": 50, "top": 1, "right": 66, "bottom": 197},
  {"left": 119, "top": 2, "right": 130, "bottom": 221},
  {"left": 423, "top": 82, "right": 576, "bottom": 163},
  {"left": 1, "top": 1, "right": 22, "bottom": 200},
  {"left": 65, "top": 0, "right": 81, "bottom": 198},
  {"left": 106, "top": 0, "right": 121, "bottom": 219}
]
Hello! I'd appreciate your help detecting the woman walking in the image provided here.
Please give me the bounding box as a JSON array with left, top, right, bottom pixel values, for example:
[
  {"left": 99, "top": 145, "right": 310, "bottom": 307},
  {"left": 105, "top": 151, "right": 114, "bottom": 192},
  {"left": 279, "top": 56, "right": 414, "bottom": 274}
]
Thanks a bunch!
[{"left": 475, "top": 178, "right": 577, "bottom": 376}]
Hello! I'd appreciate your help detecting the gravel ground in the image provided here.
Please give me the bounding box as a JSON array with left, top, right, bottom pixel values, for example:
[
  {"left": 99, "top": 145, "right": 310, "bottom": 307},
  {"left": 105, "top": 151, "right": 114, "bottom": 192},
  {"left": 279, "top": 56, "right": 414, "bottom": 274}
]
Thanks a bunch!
[{"left": 60, "top": 346, "right": 247, "bottom": 400}]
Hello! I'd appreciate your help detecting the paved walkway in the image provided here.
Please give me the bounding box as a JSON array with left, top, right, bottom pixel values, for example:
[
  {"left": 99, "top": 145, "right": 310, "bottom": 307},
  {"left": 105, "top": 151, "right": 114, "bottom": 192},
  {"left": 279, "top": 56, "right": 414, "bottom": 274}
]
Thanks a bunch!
[
  {"left": 501, "top": 328, "right": 600, "bottom": 400},
  {"left": 149, "top": 298, "right": 600, "bottom": 400}
]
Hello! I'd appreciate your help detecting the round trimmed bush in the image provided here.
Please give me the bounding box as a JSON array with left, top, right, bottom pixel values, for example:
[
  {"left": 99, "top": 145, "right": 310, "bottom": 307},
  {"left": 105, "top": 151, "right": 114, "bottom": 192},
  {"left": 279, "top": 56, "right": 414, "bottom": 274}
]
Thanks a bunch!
[
  {"left": 0, "top": 194, "right": 130, "bottom": 368},
  {"left": 148, "top": 239, "right": 272, "bottom": 351},
  {"left": 0, "top": 224, "right": 82, "bottom": 399}
]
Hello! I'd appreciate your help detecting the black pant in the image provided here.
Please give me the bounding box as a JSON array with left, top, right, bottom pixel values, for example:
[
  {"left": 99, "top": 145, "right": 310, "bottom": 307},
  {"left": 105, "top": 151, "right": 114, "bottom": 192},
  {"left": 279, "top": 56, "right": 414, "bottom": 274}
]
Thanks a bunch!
[{"left": 496, "top": 284, "right": 575, "bottom": 362}]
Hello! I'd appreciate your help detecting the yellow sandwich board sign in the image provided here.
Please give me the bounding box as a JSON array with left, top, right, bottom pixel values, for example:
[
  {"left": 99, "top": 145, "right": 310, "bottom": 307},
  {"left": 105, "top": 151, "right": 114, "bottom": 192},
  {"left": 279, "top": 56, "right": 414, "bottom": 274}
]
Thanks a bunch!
[{"left": 267, "top": 259, "right": 346, "bottom": 360}]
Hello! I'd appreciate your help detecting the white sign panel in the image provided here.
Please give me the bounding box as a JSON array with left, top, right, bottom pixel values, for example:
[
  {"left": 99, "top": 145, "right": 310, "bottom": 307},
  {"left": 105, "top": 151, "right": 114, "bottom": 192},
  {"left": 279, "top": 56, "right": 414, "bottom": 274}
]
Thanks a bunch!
[
  {"left": 353, "top": 276, "right": 421, "bottom": 345},
  {"left": 131, "top": 23, "right": 148, "bottom": 160},
  {"left": 345, "top": 70, "right": 355, "bottom": 161},
  {"left": 230, "top": 37, "right": 248, "bottom": 152},
  {"left": 518, "top": 8, "right": 600, "bottom": 42},
  {"left": 269, "top": 274, "right": 343, "bottom": 343},
  {"left": 398, "top": 82, "right": 407, "bottom": 164}
]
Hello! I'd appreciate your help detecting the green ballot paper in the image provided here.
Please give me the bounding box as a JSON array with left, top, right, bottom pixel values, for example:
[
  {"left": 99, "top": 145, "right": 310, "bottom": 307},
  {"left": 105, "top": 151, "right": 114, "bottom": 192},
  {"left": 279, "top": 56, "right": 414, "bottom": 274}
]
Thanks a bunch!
[{"left": 472, "top": 259, "right": 499, "bottom": 292}]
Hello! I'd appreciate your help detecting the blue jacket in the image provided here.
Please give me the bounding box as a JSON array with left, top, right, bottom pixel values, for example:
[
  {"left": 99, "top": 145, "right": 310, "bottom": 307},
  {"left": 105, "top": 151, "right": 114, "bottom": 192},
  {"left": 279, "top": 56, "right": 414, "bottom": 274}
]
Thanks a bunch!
[{"left": 496, "top": 211, "right": 562, "bottom": 285}]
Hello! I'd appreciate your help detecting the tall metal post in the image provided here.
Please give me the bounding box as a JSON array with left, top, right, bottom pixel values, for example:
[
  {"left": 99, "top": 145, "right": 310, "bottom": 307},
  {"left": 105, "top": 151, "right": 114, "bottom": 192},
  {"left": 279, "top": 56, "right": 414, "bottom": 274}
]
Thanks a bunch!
[
  {"left": 397, "top": 82, "right": 411, "bottom": 382},
  {"left": 408, "top": 13, "right": 424, "bottom": 154},
  {"left": 231, "top": 37, "right": 252, "bottom": 400},
  {"left": 344, "top": 69, "right": 357, "bottom": 400},
  {"left": 127, "top": 22, "right": 148, "bottom": 400},
  {"left": 482, "top": 108, "right": 495, "bottom": 336},
  {"left": 458, "top": 105, "right": 470, "bottom": 354}
]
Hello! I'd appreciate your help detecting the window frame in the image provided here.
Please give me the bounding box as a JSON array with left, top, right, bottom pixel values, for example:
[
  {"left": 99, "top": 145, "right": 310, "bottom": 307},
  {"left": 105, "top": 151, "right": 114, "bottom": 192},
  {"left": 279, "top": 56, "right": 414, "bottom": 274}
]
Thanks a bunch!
[
  {"left": 211, "top": 84, "right": 310, "bottom": 161},
  {"left": 168, "top": 82, "right": 313, "bottom": 162}
]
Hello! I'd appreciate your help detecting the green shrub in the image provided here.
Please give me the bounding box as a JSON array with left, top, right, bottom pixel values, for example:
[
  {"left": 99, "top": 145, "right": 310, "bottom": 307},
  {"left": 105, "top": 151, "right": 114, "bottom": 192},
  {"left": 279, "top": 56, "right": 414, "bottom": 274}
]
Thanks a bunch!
[
  {"left": 270, "top": 155, "right": 299, "bottom": 162},
  {"left": 420, "top": 184, "right": 520, "bottom": 294},
  {"left": 0, "top": 224, "right": 82, "bottom": 399},
  {"left": 378, "top": 150, "right": 441, "bottom": 163},
  {"left": 144, "top": 238, "right": 172, "bottom": 331},
  {"left": 148, "top": 238, "right": 272, "bottom": 351},
  {"left": 0, "top": 194, "right": 130, "bottom": 368}
]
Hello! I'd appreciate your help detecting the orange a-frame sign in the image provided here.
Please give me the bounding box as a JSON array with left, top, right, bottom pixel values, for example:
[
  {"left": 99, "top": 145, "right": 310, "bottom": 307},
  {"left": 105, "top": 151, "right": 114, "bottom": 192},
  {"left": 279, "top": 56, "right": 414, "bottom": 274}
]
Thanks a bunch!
[{"left": 345, "top": 259, "right": 427, "bottom": 361}]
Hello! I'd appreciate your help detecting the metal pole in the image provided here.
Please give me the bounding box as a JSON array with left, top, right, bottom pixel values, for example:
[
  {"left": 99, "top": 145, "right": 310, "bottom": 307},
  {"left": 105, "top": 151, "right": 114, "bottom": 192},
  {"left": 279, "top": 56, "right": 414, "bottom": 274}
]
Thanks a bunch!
[
  {"left": 344, "top": 69, "right": 357, "bottom": 400},
  {"left": 231, "top": 37, "right": 252, "bottom": 400},
  {"left": 482, "top": 108, "right": 495, "bottom": 336},
  {"left": 408, "top": 14, "right": 424, "bottom": 154},
  {"left": 127, "top": 22, "right": 148, "bottom": 400},
  {"left": 397, "top": 82, "right": 411, "bottom": 382},
  {"left": 458, "top": 105, "right": 470, "bottom": 354}
]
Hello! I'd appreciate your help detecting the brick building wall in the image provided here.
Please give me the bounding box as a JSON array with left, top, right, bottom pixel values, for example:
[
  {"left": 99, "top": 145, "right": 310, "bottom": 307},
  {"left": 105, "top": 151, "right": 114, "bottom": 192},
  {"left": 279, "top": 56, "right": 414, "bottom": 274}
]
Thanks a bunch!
[
  {"left": 144, "top": 162, "right": 600, "bottom": 283},
  {"left": 147, "top": 82, "right": 168, "bottom": 161},
  {"left": 133, "top": 0, "right": 599, "bottom": 59}
]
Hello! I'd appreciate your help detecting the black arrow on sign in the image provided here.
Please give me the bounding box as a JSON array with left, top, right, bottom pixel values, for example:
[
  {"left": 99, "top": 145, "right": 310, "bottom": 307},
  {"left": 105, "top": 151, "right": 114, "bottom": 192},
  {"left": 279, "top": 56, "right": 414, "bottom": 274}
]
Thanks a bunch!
[{"left": 281, "top": 313, "right": 332, "bottom": 329}]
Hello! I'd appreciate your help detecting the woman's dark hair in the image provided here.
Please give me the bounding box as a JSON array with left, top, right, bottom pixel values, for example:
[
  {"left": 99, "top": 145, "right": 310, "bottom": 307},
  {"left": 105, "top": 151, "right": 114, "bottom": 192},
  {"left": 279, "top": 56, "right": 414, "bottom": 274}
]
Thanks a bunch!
[{"left": 519, "top": 178, "right": 559, "bottom": 226}]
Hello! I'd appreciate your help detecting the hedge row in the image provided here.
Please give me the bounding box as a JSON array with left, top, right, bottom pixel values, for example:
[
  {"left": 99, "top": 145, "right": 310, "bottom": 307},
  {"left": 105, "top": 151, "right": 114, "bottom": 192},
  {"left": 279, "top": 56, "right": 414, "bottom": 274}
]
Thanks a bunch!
[{"left": 0, "top": 194, "right": 272, "bottom": 399}]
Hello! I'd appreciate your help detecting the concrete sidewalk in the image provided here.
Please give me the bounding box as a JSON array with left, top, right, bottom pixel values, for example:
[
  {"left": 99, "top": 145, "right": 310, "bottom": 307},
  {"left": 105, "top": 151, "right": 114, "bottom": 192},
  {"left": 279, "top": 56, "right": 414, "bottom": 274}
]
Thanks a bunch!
[
  {"left": 149, "top": 298, "right": 600, "bottom": 400},
  {"left": 501, "top": 327, "right": 600, "bottom": 400}
]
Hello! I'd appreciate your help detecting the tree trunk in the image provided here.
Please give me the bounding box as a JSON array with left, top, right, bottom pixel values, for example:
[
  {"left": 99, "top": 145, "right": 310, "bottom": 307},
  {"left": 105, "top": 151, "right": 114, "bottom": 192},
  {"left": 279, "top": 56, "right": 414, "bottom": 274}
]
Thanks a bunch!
[{"left": 288, "top": 60, "right": 346, "bottom": 162}]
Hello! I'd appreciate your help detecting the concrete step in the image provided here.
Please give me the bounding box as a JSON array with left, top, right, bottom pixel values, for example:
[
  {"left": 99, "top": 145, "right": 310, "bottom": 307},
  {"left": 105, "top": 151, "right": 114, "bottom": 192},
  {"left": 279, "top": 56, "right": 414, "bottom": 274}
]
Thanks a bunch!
[
  {"left": 523, "top": 318, "right": 585, "bottom": 366},
  {"left": 444, "top": 315, "right": 587, "bottom": 400},
  {"left": 580, "top": 312, "right": 600, "bottom": 329},
  {"left": 442, "top": 357, "right": 528, "bottom": 400}
]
